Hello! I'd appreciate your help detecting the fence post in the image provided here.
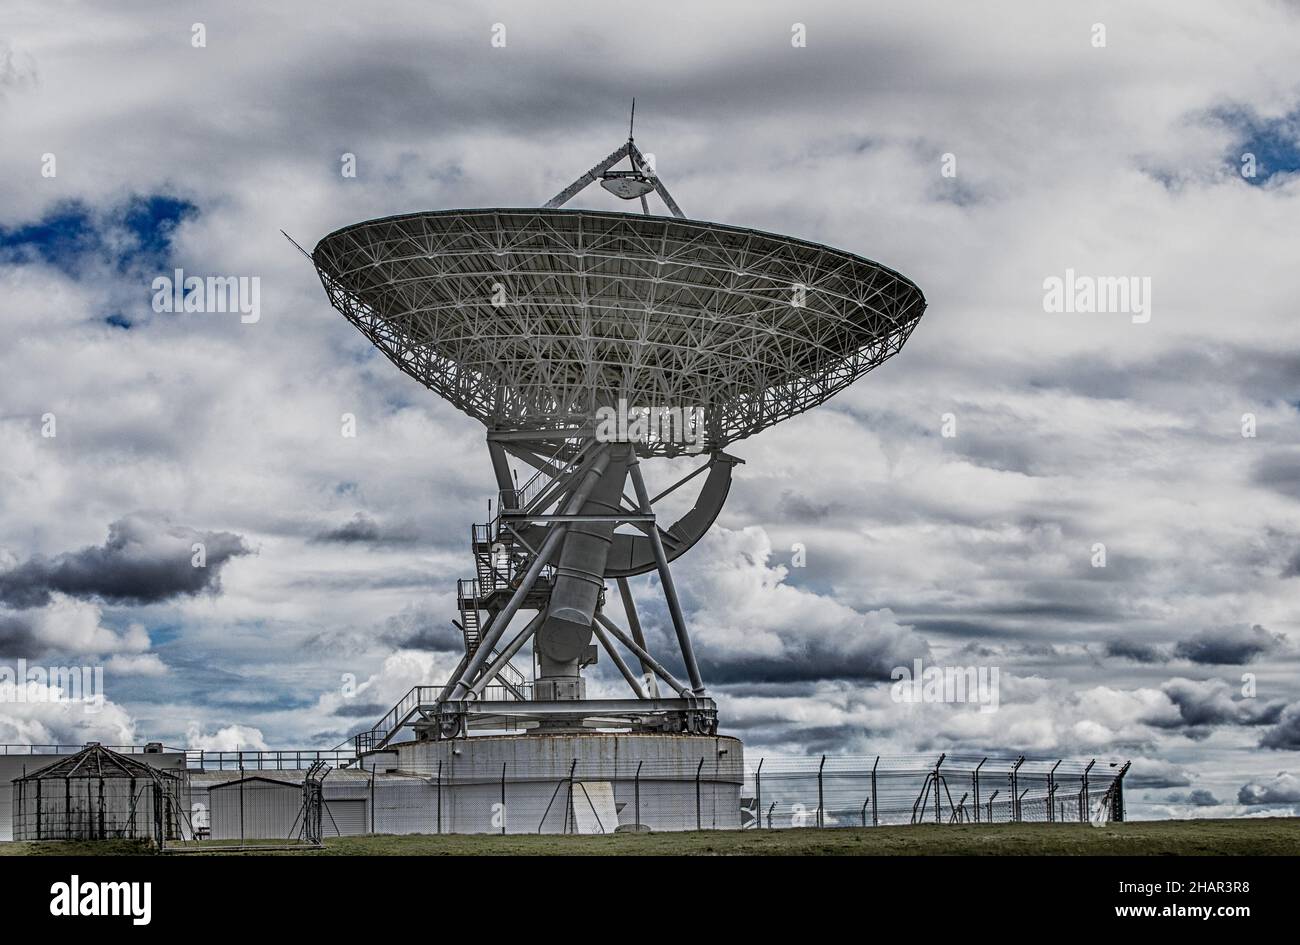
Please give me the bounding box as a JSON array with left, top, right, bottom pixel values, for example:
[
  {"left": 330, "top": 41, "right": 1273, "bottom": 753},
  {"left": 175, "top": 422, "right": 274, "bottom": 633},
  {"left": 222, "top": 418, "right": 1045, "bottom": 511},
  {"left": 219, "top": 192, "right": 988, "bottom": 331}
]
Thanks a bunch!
[
  {"left": 766, "top": 801, "right": 775, "bottom": 829},
  {"left": 370, "top": 769, "right": 375, "bottom": 834},
  {"left": 153, "top": 782, "right": 163, "bottom": 847},
  {"left": 695, "top": 757, "right": 704, "bottom": 831},
  {"left": 1048, "top": 760, "right": 1060, "bottom": 823},
  {"left": 634, "top": 760, "right": 643, "bottom": 830},
  {"left": 1112, "top": 761, "right": 1131, "bottom": 821},
  {"left": 933, "top": 753, "right": 946, "bottom": 824},
  {"left": 816, "top": 755, "right": 826, "bottom": 828},
  {"left": 861, "top": 797, "right": 869, "bottom": 827},
  {"left": 987, "top": 788, "right": 999, "bottom": 823},
  {"left": 871, "top": 756, "right": 879, "bottom": 826},
  {"left": 973, "top": 757, "right": 985, "bottom": 824},
  {"left": 1081, "top": 759, "right": 1095, "bottom": 823},
  {"left": 754, "top": 758, "right": 763, "bottom": 830},
  {"left": 436, "top": 760, "right": 442, "bottom": 835},
  {"left": 500, "top": 762, "right": 507, "bottom": 835},
  {"left": 1010, "top": 756, "right": 1024, "bottom": 822}
]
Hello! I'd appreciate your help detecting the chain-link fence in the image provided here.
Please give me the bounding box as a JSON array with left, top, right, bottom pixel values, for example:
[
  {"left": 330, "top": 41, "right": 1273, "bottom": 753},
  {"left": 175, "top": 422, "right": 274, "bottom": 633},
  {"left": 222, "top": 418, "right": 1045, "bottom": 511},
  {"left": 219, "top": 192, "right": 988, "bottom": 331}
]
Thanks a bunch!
[
  {"left": 745, "top": 754, "right": 1129, "bottom": 829},
  {"left": 158, "top": 751, "right": 1128, "bottom": 845}
]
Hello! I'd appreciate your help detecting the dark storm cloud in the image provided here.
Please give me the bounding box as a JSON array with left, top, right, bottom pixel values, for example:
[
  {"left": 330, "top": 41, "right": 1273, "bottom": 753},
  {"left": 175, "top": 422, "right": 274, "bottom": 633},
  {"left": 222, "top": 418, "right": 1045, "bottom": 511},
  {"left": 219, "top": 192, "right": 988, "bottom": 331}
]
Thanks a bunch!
[
  {"left": 775, "top": 490, "right": 842, "bottom": 522},
  {"left": 790, "top": 725, "right": 872, "bottom": 754},
  {"left": 1173, "top": 624, "right": 1286, "bottom": 665},
  {"left": 309, "top": 511, "right": 422, "bottom": 545},
  {"left": 1261, "top": 703, "right": 1300, "bottom": 750},
  {"left": 907, "top": 595, "right": 1127, "bottom": 641},
  {"left": 1026, "top": 344, "right": 1300, "bottom": 407},
  {"left": 376, "top": 607, "right": 463, "bottom": 652},
  {"left": 1282, "top": 549, "right": 1300, "bottom": 578},
  {"left": 700, "top": 649, "right": 905, "bottom": 685},
  {"left": 333, "top": 701, "right": 389, "bottom": 719},
  {"left": 1157, "top": 678, "right": 1282, "bottom": 730},
  {"left": 1104, "top": 639, "right": 1164, "bottom": 663},
  {"left": 0, "top": 515, "right": 250, "bottom": 608},
  {"left": 0, "top": 613, "right": 39, "bottom": 656},
  {"left": 1165, "top": 789, "right": 1220, "bottom": 806},
  {"left": 313, "top": 512, "right": 383, "bottom": 543},
  {"left": 1252, "top": 450, "right": 1300, "bottom": 501},
  {"left": 1126, "top": 767, "right": 1193, "bottom": 789},
  {"left": 255, "top": 13, "right": 927, "bottom": 157},
  {"left": 944, "top": 433, "right": 1043, "bottom": 476}
]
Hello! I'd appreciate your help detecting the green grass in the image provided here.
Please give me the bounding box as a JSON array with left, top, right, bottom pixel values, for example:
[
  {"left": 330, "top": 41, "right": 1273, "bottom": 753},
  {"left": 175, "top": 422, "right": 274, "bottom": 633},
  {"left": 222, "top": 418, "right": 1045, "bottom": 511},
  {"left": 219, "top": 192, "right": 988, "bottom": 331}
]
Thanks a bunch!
[{"left": 2, "top": 818, "right": 1297, "bottom": 855}]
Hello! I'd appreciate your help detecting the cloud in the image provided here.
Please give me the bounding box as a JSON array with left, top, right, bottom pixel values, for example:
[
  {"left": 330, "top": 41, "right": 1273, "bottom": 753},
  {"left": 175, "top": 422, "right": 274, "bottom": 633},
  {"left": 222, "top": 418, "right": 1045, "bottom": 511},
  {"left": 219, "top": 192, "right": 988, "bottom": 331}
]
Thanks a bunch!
[
  {"left": 0, "top": 195, "right": 195, "bottom": 280},
  {"left": 0, "top": 683, "right": 137, "bottom": 746},
  {"left": 1208, "top": 104, "right": 1300, "bottom": 184},
  {"left": 1166, "top": 788, "right": 1221, "bottom": 806},
  {"left": 1157, "top": 677, "right": 1282, "bottom": 729},
  {"left": 1252, "top": 450, "right": 1300, "bottom": 501},
  {"left": 0, "top": 598, "right": 150, "bottom": 658},
  {"left": 374, "top": 603, "right": 463, "bottom": 652},
  {"left": 1125, "top": 759, "right": 1194, "bottom": 789},
  {"left": 313, "top": 512, "right": 383, "bottom": 543},
  {"left": 1173, "top": 625, "right": 1287, "bottom": 665},
  {"left": 1104, "top": 639, "right": 1164, "bottom": 663},
  {"left": 0, "top": 515, "right": 250, "bottom": 608},
  {"left": 1261, "top": 702, "right": 1300, "bottom": 750},
  {"left": 105, "top": 653, "right": 168, "bottom": 677},
  {"left": 1237, "top": 772, "right": 1300, "bottom": 806},
  {"left": 664, "top": 526, "right": 930, "bottom": 684},
  {"left": 312, "top": 511, "right": 417, "bottom": 544},
  {"left": 184, "top": 722, "right": 269, "bottom": 752}
]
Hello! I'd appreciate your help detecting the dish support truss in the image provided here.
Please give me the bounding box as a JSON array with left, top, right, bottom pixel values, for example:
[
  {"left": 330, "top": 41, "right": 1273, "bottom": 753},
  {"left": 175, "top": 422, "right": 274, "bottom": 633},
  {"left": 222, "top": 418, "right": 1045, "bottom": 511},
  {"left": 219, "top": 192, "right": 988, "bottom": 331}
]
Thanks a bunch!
[{"left": 359, "top": 432, "right": 737, "bottom": 749}]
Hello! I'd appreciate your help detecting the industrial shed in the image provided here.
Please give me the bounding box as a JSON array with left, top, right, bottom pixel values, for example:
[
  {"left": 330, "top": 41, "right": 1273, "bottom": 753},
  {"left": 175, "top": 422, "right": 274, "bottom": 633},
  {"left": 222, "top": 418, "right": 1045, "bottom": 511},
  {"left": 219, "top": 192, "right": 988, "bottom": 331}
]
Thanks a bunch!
[
  {"left": 203, "top": 770, "right": 379, "bottom": 840},
  {"left": 11, "top": 743, "right": 184, "bottom": 842},
  {"left": 208, "top": 776, "right": 303, "bottom": 841}
]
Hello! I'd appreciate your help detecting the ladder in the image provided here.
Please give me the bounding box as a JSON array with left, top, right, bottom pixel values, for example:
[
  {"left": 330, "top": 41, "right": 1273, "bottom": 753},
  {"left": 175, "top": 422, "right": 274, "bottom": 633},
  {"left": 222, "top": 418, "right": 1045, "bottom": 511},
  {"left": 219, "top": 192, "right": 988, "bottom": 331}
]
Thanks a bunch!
[{"left": 457, "top": 580, "right": 528, "bottom": 695}]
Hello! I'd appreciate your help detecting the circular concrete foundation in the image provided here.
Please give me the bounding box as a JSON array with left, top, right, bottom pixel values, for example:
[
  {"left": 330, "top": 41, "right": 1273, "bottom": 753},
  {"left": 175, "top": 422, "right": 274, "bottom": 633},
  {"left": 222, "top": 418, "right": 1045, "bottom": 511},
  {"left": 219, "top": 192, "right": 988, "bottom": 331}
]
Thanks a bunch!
[{"left": 388, "top": 732, "right": 744, "bottom": 834}]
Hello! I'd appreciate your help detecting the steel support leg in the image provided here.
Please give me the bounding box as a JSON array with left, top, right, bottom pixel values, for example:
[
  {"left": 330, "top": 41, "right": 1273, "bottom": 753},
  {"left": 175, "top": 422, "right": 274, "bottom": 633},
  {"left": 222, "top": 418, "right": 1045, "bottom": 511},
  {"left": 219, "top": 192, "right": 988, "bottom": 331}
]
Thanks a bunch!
[
  {"left": 617, "top": 577, "right": 659, "bottom": 697},
  {"left": 591, "top": 619, "right": 648, "bottom": 699},
  {"left": 594, "top": 612, "right": 691, "bottom": 697},
  {"left": 628, "top": 459, "right": 705, "bottom": 693}
]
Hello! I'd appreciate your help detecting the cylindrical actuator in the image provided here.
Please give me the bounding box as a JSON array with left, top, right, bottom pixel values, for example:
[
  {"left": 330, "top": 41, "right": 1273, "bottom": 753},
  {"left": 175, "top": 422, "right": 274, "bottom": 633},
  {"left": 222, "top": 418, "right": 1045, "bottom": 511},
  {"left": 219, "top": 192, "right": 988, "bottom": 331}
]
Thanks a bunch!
[{"left": 534, "top": 442, "right": 632, "bottom": 699}]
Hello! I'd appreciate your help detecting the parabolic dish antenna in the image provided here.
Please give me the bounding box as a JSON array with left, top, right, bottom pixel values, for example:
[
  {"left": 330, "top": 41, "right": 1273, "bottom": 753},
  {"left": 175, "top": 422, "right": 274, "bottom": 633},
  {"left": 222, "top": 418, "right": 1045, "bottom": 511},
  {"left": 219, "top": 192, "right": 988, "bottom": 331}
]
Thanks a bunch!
[
  {"left": 310, "top": 118, "right": 926, "bottom": 746},
  {"left": 314, "top": 209, "right": 924, "bottom": 454}
]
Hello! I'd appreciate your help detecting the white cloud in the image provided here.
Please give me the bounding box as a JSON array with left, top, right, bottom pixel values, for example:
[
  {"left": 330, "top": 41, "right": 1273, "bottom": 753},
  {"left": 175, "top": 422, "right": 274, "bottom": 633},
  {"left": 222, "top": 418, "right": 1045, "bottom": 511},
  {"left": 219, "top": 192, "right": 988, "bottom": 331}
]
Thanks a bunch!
[{"left": 184, "top": 723, "right": 269, "bottom": 752}]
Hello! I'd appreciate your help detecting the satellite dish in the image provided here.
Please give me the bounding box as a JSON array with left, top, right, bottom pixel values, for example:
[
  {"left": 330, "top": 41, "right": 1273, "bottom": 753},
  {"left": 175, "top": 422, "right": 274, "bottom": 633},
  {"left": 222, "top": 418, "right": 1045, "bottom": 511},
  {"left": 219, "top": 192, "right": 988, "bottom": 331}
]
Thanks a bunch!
[{"left": 309, "top": 124, "right": 926, "bottom": 748}]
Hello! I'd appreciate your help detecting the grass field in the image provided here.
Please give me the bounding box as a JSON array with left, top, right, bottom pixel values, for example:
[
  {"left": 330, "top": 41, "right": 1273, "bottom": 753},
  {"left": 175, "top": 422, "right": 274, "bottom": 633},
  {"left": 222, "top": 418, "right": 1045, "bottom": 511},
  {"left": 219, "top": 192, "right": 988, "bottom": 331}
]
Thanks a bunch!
[{"left": 2, "top": 818, "right": 1297, "bottom": 856}]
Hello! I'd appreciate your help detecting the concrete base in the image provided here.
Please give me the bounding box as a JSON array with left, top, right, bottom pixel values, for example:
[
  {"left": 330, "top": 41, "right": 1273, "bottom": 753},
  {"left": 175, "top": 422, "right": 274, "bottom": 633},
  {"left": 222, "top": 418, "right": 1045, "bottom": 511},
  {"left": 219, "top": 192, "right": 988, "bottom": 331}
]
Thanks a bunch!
[{"left": 381, "top": 732, "right": 744, "bottom": 834}]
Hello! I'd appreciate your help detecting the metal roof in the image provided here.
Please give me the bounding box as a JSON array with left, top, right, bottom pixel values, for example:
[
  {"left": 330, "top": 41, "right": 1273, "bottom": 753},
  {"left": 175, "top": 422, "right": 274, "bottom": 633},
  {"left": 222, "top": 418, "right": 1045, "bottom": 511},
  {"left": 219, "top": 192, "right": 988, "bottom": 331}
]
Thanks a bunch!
[
  {"left": 14, "top": 743, "right": 178, "bottom": 782},
  {"left": 314, "top": 208, "right": 925, "bottom": 455}
]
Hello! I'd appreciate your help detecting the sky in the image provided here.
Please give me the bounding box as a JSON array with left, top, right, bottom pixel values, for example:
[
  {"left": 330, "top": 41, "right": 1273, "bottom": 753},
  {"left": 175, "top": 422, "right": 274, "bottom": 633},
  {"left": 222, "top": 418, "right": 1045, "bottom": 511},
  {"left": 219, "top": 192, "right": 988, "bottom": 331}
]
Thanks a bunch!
[{"left": 1, "top": 0, "right": 1299, "bottom": 820}]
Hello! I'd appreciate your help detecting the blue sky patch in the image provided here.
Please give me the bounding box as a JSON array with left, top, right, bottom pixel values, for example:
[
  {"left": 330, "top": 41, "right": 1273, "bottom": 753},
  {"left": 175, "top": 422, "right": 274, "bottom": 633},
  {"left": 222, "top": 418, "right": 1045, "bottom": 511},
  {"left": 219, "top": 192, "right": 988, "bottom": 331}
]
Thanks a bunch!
[
  {"left": 1213, "top": 104, "right": 1300, "bottom": 184},
  {"left": 0, "top": 194, "right": 197, "bottom": 277}
]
